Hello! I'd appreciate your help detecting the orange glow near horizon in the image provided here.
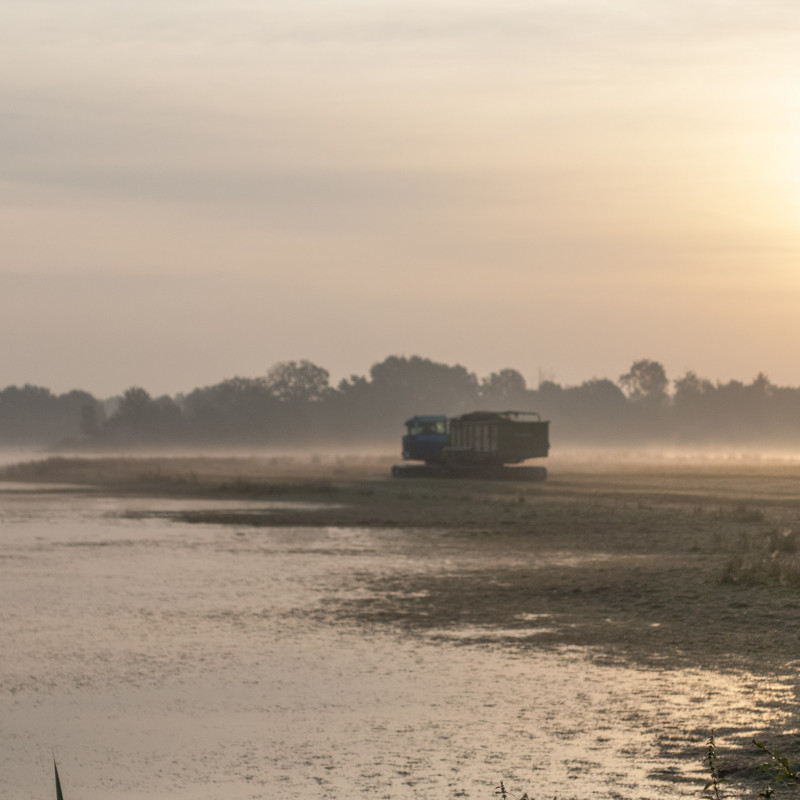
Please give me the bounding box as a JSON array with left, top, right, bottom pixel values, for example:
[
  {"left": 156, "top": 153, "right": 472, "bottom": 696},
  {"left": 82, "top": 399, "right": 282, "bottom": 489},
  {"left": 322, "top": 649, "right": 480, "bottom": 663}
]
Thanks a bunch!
[{"left": 4, "top": 2, "right": 800, "bottom": 395}]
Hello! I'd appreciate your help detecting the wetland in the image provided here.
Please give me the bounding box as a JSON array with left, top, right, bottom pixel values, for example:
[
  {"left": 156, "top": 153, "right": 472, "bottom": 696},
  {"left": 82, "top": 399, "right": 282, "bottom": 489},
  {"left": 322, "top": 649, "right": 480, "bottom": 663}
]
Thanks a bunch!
[{"left": 2, "top": 453, "right": 799, "bottom": 799}]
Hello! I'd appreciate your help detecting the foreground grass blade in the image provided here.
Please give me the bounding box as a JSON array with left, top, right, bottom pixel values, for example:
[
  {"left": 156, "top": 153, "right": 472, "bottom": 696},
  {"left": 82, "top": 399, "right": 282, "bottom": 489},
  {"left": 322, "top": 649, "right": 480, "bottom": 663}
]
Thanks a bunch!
[{"left": 54, "top": 759, "right": 64, "bottom": 800}]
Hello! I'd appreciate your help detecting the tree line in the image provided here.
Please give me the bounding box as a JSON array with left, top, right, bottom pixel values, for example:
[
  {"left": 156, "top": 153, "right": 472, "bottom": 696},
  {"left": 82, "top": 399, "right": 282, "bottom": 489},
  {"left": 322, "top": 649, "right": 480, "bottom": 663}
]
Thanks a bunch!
[{"left": 1, "top": 356, "right": 798, "bottom": 450}]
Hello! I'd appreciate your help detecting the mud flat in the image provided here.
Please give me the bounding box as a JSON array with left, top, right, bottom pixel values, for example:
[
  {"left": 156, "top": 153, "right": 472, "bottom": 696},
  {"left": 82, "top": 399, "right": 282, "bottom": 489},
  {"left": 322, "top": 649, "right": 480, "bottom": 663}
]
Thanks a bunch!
[
  {"left": 6, "top": 452, "right": 800, "bottom": 673},
  {"left": 9, "top": 450, "right": 800, "bottom": 672},
  {"left": 3, "top": 452, "right": 800, "bottom": 795}
]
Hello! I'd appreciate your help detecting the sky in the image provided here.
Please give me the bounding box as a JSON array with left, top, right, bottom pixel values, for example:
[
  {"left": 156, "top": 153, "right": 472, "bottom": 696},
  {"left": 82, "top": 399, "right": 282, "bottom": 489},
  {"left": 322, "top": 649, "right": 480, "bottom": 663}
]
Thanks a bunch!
[{"left": 3, "top": 0, "right": 800, "bottom": 398}]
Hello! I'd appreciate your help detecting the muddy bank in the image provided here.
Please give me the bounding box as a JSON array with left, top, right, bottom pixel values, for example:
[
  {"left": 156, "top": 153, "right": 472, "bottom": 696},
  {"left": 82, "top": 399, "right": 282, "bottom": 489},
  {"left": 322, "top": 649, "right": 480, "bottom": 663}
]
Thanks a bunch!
[
  {"left": 4, "top": 453, "right": 800, "bottom": 790},
  {"left": 5, "top": 454, "right": 800, "bottom": 676}
]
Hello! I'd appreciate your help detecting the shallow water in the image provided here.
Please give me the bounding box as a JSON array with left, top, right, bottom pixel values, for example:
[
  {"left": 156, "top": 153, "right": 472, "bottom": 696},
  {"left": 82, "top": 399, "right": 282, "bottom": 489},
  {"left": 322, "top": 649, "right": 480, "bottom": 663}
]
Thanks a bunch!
[{"left": 0, "top": 488, "right": 794, "bottom": 800}]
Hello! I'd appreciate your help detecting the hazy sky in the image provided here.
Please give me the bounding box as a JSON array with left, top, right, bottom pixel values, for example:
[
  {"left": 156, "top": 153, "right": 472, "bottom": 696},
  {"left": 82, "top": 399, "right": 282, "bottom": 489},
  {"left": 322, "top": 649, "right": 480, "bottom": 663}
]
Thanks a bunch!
[{"left": 3, "top": 1, "right": 800, "bottom": 397}]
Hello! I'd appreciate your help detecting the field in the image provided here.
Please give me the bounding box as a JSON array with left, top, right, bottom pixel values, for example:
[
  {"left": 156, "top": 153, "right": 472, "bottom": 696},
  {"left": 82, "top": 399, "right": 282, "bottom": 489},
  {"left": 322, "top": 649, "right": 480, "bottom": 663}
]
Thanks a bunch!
[{"left": 4, "top": 451, "right": 800, "bottom": 793}]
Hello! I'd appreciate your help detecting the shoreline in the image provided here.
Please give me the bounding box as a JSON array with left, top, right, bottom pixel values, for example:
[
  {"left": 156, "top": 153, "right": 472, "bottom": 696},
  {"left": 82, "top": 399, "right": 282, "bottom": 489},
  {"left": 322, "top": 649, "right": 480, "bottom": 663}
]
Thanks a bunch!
[
  {"left": 5, "top": 454, "right": 800, "bottom": 671},
  {"left": 4, "top": 453, "right": 800, "bottom": 789}
]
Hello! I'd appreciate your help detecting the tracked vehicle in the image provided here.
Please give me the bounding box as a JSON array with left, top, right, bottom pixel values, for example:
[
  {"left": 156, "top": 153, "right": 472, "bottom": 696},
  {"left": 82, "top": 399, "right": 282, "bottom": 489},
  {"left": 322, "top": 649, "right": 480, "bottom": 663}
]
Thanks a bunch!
[{"left": 391, "top": 410, "right": 549, "bottom": 480}]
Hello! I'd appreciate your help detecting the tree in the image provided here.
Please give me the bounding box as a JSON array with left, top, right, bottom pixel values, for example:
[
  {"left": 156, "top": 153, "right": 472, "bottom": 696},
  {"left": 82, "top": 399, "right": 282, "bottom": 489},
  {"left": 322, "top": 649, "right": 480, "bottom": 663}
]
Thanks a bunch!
[
  {"left": 672, "top": 371, "right": 716, "bottom": 440},
  {"left": 368, "top": 356, "right": 480, "bottom": 416},
  {"left": 182, "top": 377, "right": 276, "bottom": 442},
  {"left": 265, "top": 360, "right": 331, "bottom": 403},
  {"left": 80, "top": 402, "right": 103, "bottom": 437},
  {"left": 104, "top": 387, "right": 183, "bottom": 442},
  {"left": 711, "top": 373, "right": 775, "bottom": 441},
  {"left": 673, "top": 371, "right": 713, "bottom": 403},
  {"left": 619, "top": 359, "right": 669, "bottom": 404},
  {"left": 114, "top": 387, "right": 154, "bottom": 431},
  {"left": 480, "top": 369, "right": 528, "bottom": 408},
  {"left": 0, "top": 384, "right": 96, "bottom": 445}
]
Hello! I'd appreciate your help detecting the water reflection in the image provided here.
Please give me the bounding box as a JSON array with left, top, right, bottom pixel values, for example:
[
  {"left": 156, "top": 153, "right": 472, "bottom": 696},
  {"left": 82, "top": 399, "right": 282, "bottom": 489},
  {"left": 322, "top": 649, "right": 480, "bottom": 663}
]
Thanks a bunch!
[{"left": 0, "top": 492, "right": 793, "bottom": 800}]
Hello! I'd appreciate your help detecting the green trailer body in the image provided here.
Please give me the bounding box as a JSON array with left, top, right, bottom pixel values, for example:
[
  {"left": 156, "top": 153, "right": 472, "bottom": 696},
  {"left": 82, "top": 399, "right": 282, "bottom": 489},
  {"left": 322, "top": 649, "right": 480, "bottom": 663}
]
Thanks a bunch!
[{"left": 446, "top": 411, "right": 550, "bottom": 465}]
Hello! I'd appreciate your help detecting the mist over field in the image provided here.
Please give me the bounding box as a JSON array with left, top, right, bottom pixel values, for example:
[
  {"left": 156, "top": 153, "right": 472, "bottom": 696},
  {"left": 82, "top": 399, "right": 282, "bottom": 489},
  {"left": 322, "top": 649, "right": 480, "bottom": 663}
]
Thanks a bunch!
[{"left": 8, "top": 3, "right": 800, "bottom": 798}]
